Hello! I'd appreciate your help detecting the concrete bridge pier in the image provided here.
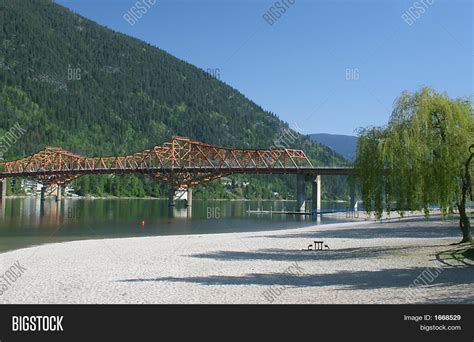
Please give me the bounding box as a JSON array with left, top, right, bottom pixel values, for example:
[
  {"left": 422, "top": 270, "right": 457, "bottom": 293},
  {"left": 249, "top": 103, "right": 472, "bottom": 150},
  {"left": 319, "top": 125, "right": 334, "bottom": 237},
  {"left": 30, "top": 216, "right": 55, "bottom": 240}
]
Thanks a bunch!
[
  {"left": 185, "top": 187, "right": 193, "bottom": 207},
  {"left": 350, "top": 184, "right": 356, "bottom": 210},
  {"left": 56, "top": 185, "right": 62, "bottom": 201},
  {"left": 312, "top": 175, "right": 321, "bottom": 214},
  {"left": 40, "top": 185, "right": 46, "bottom": 201},
  {"left": 0, "top": 197, "right": 5, "bottom": 219},
  {"left": 167, "top": 206, "right": 175, "bottom": 219},
  {"left": 296, "top": 173, "right": 306, "bottom": 212},
  {"left": 0, "top": 178, "right": 6, "bottom": 202},
  {"left": 168, "top": 187, "right": 176, "bottom": 207}
]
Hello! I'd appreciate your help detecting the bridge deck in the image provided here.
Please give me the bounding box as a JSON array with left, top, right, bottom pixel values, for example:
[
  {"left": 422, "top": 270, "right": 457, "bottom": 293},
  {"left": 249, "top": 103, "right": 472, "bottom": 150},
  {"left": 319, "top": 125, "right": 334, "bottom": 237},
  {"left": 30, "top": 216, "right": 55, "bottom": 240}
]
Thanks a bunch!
[
  {"left": 0, "top": 166, "right": 352, "bottom": 178},
  {"left": 0, "top": 136, "right": 352, "bottom": 186}
]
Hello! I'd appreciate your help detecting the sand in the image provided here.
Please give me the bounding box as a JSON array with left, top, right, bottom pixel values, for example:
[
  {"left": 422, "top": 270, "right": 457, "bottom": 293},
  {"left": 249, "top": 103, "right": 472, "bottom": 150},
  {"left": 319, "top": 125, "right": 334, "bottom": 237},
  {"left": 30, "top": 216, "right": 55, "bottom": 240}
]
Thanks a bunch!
[{"left": 0, "top": 215, "right": 472, "bottom": 304}]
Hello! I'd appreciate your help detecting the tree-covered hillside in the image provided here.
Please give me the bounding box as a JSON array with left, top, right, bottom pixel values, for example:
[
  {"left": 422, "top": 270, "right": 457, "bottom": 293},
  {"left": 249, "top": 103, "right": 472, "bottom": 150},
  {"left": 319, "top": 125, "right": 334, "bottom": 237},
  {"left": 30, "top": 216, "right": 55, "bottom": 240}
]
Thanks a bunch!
[{"left": 0, "top": 0, "right": 350, "bottom": 200}]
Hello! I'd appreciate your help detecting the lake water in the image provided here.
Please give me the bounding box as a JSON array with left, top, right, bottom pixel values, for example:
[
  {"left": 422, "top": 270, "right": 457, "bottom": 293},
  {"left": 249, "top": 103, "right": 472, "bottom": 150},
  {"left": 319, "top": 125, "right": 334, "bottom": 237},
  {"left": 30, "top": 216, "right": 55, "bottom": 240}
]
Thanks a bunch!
[{"left": 0, "top": 198, "right": 352, "bottom": 253}]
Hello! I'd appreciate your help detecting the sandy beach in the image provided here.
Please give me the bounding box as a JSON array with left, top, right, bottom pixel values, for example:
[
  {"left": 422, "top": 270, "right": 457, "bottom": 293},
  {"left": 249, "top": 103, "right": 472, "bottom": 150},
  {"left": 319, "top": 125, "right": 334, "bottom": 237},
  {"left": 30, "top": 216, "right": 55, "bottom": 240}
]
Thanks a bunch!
[{"left": 0, "top": 215, "right": 472, "bottom": 304}]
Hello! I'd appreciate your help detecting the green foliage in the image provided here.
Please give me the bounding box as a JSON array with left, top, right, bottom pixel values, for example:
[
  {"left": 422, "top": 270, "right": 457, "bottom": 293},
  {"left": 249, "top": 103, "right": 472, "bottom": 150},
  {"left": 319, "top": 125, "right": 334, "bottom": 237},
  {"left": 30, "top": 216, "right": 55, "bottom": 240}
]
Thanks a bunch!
[
  {"left": 0, "top": 0, "right": 350, "bottom": 200},
  {"left": 355, "top": 87, "right": 473, "bottom": 218},
  {"left": 5, "top": 178, "right": 12, "bottom": 196},
  {"left": 72, "top": 174, "right": 154, "bottom": 198},
  {"left": 11, "top": 178, "right": 24, "bottom": 195}
]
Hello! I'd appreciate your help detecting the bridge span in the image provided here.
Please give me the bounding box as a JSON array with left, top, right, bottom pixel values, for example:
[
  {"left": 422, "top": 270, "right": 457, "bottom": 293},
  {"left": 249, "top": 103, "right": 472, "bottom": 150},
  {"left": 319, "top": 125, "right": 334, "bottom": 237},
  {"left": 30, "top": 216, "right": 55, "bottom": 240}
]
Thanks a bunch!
[{"left": 0, "top": 136, "right": 354, "bottom": 212}]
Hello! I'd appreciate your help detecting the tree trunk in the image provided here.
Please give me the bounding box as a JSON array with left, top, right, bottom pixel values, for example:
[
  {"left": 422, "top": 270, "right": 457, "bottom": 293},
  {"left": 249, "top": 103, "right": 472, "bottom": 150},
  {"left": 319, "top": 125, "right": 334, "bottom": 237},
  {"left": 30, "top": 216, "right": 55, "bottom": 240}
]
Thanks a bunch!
[
  {"left": 457, "top": 203, "right": 472, "bottom": 243},
  {"left": 458, "top": 146, "right": 473, "bottom": 243}
]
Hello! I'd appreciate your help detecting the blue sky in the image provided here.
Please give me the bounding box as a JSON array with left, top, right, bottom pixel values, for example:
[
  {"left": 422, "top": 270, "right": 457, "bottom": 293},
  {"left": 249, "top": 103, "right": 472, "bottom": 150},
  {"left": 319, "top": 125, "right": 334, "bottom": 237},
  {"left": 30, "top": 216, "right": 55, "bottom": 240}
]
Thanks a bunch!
[{"left": 55, "top": 0, "right": 472, "bottom": 135}]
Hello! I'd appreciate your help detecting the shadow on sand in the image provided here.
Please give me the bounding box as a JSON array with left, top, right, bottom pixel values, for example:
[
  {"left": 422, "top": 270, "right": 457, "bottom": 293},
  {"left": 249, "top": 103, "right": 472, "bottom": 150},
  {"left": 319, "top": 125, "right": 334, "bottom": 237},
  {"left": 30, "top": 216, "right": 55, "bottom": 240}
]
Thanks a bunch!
[
  {"left": 117, "top": 266, "right": 473, "bottom": 302},
  {"left": 115, "top": 217, "right": 472, "bottom": 303},
  {"left": 254, "top": 217, "right": 460, "bottom": 240}
]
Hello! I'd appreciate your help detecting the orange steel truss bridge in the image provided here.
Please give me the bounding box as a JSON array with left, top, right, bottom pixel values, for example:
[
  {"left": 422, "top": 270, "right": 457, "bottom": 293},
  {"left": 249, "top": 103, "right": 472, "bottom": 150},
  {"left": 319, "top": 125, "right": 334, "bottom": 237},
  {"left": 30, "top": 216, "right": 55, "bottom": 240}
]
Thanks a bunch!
[{"left": 0, "top": 136, "right": 353, "bottom": 211}]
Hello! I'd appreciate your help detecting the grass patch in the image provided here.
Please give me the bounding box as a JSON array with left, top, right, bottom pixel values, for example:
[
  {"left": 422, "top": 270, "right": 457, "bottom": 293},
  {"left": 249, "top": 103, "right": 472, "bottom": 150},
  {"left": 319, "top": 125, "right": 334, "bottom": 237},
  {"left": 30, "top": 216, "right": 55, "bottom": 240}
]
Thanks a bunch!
[
  {"left": 460, "top": 247, "right": 474, "bottom": 261},
  {"left": 436, "top": 245, "right": 474, "bottom": 265}
]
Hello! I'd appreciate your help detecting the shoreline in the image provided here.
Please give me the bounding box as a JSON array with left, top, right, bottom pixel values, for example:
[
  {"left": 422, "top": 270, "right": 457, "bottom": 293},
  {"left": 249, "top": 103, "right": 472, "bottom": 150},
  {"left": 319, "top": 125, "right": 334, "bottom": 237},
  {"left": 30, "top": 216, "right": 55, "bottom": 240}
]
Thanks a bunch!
[
  {"left": 2, "top": 195, "right": 351, "bottom": 202},
  {"left": 0, "top": 215, "right": 471, "bottom": 304},
  {"left": 1, "top": 217, "right": 367, "bottom": 253},
  {"left": 0, "top": 212, "right": 360, "bottom": 255},
  {"left": 0, "top": 209, "right": 463, "bottom": 255}
]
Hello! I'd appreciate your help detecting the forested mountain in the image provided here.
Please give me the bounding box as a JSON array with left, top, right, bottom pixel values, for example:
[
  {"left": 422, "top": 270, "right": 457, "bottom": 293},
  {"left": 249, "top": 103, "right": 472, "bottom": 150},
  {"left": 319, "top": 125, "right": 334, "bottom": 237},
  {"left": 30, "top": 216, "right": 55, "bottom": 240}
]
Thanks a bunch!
[{"left": 0, "top": 0, "right": 350, "bottom": 200}]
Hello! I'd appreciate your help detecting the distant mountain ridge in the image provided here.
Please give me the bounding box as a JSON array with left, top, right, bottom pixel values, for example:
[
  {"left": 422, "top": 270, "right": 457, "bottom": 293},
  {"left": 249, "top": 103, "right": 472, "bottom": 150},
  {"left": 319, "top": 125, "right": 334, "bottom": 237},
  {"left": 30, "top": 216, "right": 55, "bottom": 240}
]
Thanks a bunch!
[{"left": 308, "top": 133, "right": 358, "bottom": 162}]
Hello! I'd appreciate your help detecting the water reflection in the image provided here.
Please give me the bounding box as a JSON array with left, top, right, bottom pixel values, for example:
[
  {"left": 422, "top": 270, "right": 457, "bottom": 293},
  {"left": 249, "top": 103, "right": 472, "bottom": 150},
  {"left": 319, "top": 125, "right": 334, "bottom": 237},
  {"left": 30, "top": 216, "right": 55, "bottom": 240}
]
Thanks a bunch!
[
  {"left": 0, "top": 198, "right": 349, "bottom": 253},
  {"left": 0, "top": 200, "right": 5, "bottom": 220}
]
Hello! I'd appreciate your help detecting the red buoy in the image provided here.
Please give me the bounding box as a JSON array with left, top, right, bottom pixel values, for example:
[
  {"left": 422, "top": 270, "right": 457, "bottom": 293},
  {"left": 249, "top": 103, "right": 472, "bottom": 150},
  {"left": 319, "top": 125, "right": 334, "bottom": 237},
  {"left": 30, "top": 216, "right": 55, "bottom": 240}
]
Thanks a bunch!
[{"left": 140, "top": 220, "right": 145, "bottom": 226}]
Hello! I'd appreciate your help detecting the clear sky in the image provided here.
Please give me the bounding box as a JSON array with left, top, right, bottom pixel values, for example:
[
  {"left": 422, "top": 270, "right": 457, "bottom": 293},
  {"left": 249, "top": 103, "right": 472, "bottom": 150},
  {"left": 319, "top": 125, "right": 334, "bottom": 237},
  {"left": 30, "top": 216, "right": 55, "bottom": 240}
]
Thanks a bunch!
[{"left": 55, "top": 0, "right": 472, "bottom": 135}]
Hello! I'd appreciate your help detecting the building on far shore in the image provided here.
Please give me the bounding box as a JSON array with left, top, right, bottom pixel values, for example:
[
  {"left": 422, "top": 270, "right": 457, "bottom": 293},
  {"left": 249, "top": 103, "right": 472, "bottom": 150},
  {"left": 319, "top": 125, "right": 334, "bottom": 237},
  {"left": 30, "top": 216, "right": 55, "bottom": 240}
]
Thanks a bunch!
[
  {"left": 21, "top": 179, "right": 42, "bottom": 195},
  {"left": 11, "top": 179, "right": 76, "bottom": 196}
]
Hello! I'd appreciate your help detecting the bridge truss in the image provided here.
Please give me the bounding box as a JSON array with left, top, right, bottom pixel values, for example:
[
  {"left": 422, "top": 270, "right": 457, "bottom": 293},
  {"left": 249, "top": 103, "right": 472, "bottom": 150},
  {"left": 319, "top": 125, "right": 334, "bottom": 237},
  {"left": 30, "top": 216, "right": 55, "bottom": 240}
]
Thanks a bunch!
[{"left": 0, "top": 136, "right": 317, "bottom": 188}]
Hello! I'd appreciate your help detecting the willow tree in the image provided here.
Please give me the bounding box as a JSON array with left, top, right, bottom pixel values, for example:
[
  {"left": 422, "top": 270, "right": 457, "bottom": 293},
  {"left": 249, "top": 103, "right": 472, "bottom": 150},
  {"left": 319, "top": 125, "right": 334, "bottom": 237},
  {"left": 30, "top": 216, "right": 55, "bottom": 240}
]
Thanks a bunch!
[{"left": 354, "top": 87, "right": 473, "bottom": 243}]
